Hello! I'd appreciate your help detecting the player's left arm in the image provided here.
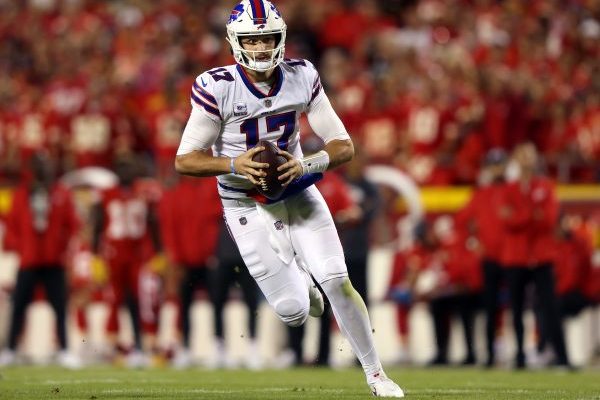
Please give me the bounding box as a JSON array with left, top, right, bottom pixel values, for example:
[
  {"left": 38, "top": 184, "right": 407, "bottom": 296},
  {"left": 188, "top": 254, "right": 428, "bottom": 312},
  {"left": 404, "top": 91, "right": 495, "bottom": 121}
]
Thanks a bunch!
[{"left": 277, "top": 91, "right": 354, "bottom": 185}]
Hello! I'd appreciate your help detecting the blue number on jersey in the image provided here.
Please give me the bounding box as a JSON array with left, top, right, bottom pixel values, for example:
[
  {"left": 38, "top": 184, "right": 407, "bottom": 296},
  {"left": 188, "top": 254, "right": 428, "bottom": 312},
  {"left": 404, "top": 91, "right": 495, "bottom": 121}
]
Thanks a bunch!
[
  {"left": 241, "top": 111, "right": 296, "bottom": 150},
  {"left": 284, "top": 58, "right": 306, "bottom": 67},
  {"left": 240, "top": 118, "right": 259, "bottom": 149},
  {"left": 268, "top": 111, "right": 295, "bottom": 150},
  {"left": 208, "top": 67, "right": 234, "bottom": 82}
]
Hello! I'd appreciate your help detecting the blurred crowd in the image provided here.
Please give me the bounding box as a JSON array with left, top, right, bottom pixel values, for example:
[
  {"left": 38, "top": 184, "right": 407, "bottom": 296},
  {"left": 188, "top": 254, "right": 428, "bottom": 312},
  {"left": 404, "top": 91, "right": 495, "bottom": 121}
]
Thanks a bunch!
[
  {"left": 0, "top": 141, "right": 598, "bottom": 370},
  {"left": 0, "top": 0, "right": 599, "bottom": 370},
  {"left": 387, "top": 143, "right": 599, "bottom": 369},
  {"left": 0, "top": 0, "right": 599, "bottom": 184}
]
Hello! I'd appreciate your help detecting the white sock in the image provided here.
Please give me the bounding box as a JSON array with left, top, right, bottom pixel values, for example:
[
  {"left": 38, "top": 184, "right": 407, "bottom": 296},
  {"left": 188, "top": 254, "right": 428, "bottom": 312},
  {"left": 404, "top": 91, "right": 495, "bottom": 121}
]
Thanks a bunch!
[{"left": 321, "top": 276, "right": 384, "bottom": 384}]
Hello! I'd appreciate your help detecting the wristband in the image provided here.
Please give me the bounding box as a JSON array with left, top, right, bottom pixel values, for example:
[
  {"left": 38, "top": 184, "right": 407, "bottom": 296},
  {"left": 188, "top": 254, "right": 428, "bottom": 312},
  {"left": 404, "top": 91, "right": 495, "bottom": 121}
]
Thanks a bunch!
[
  {"left": 299, "top": 150, "right": 329, "bottom": 175},
  {"left": 230, "top": 157, "right": 236, "bottom": 174}
]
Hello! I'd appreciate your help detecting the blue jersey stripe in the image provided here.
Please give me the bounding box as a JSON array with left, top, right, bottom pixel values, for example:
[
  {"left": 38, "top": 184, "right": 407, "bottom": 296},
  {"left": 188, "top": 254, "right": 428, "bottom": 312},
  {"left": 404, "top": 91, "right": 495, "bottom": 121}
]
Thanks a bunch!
[
  {"left": 267, "top": 67, "right": 284, "bottom": 97},
  {"left": 191, "top": 91, "right": 221, "bottom": 119},
  {"left": 195, "top": 89, "right": 218, "bottom": 107},
  {"left": 193, "top": 81, "right": 217, "bottom": 104},
  {"left": 309, "top": 83, "right": 321, "bottom": 104},
  {"left": 218, "top": 182, "right": 251, "bottom": 193},
  {"left": 237, "top": 64, "right": 266, "bottom": 98},
  {"left": 219, "top": 173, "right": 324, "bottom": 203},
  {"left": 236, "top": 64, "right": 284, "bottom": 99}
]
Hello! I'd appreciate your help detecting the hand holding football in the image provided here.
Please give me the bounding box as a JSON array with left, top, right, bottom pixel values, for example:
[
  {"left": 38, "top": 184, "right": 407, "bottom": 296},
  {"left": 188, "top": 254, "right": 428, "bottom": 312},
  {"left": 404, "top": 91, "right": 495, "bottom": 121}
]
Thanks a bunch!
[{"left": 251, "top": 140, "right": 287, "bottom": 200}]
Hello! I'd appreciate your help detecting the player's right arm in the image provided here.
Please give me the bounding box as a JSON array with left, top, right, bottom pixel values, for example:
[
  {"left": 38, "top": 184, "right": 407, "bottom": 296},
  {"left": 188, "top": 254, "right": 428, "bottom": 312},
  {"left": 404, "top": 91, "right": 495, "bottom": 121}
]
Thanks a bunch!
[
  {"left": 174, "top": 74, "right": 267, "bottom": 184},
  {"left": 174, "top": 112, "right": 267, "bottom": 184}
]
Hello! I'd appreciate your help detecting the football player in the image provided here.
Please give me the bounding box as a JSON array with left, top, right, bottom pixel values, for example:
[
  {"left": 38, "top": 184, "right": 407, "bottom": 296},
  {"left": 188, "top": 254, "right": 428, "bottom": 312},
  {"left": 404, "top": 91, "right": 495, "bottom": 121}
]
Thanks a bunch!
[
  {"left": 175, "top": 0, "right": 403, "bottom": 397},
  {"left": 91, "top": 156, "right": 165, "bottom": 367}
]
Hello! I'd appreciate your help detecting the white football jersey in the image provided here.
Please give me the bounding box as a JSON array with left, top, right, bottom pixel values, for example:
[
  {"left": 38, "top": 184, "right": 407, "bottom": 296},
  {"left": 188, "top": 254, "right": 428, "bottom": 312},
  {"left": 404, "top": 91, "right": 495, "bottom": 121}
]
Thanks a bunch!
[{"left": 190, "top": 58, "right": 325, "bottom": 199}]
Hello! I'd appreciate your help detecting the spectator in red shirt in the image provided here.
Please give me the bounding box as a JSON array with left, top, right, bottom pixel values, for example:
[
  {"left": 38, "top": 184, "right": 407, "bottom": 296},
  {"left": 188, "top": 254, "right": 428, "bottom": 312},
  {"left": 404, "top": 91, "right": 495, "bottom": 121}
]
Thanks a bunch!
[
  {"left": 162, "top": 176, "right": 253, "bottom": 369},
  {"left": 387, "top": 241, "right": 430, "bottom": 365},
  {"left": 412, "top": 218, "right": 481, "bottom": 366},
  {"left": 553, "top": 215, "right": 593, "bottom": 315},
  {"left": 536, "top": 214, "right": 593, "bottom": 358},
  {"left": 455, "top": 148, "right": 508, "bottom": 367},
  {"left": 0, "top": 153, "right": 80, "bottom": 368},
  {"left": 499, "top": 142, "right": 569, "bottom": 369}
]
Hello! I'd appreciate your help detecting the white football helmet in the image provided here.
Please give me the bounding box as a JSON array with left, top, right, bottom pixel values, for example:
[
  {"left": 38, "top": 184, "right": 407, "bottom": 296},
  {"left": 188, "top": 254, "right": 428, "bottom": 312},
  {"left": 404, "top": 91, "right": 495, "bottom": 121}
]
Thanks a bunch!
[{"left": 226, "top": 0, "right": 287, "bottom": 72}]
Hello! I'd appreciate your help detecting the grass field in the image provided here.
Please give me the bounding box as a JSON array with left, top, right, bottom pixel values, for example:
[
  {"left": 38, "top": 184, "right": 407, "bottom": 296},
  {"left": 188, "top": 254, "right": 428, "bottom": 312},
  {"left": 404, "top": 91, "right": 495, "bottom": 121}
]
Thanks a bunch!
[{"left": 0, "top": 366, "right": 599, "bottom": 400}]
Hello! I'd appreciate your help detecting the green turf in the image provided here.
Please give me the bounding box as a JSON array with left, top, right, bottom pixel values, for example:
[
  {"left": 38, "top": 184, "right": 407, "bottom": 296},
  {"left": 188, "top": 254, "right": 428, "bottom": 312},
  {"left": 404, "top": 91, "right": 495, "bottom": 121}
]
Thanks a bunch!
[{"left": 0, "top": 366, "right": 598, "bottom": 400}]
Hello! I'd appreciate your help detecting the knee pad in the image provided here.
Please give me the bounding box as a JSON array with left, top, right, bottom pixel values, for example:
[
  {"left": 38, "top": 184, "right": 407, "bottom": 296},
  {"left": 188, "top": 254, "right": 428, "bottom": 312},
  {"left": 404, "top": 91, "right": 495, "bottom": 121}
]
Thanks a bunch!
[
  {"left": 274, "top": 298, "right": 308, "bottom": 327},
  {"left": 318, "top": 256, "right": 348, "bottom": 283},
  {"left": 322, "top": 276, "right": 368, "bottom": 314},
  {"left": 321, "top": 275, "right": 350, "bottom": 295}
]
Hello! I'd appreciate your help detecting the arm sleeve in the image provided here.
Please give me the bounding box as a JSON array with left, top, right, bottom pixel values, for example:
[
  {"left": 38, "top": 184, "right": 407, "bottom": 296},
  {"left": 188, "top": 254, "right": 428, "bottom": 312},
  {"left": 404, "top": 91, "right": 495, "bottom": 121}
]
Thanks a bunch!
[
  {"left": 306, "top": 92, "right": 350, "bottom": 144},
  {"left": 176, "top": 106, "right": 222, "bottom": 155}
]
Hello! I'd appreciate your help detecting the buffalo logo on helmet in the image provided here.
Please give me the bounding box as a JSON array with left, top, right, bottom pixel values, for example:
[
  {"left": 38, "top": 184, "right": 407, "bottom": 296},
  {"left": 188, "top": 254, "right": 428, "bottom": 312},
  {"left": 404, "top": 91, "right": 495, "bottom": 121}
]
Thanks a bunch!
[
  {"left": 269, "top": 3, "right": 282, "bottom": 18},
  {"left": 229, "top": 3, "right": 245, "bottom": 23}
]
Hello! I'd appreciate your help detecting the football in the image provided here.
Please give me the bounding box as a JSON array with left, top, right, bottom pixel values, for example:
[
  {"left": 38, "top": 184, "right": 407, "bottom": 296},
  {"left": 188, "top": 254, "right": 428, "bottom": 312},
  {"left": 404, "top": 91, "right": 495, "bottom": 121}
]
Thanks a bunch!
[{"left": 251, "top": 140, "right": 287, "bottom": 200}]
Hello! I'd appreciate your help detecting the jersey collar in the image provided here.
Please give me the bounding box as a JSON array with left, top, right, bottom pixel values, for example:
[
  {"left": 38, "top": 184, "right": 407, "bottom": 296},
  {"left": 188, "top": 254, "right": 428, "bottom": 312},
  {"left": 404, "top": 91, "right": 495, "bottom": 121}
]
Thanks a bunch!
[{"left": 236, "top": 64, "right": 283, "bottom": 99}]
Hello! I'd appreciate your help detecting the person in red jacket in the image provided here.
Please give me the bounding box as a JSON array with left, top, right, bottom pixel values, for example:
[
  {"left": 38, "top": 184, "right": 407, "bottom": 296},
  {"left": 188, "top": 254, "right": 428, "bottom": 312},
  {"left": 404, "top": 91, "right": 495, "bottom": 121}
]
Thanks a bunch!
[
  {"left": 412, "top": 218, "right": 482, "bottom": 366},
  {"left": 499, "top": 142, "right": 569, "bottom": 368},
  {"left": 91, "top": 156, "right": 164, "bottom": 367},
  {"left": 553, "top": 215, "right": 593, "bottom": 315},
  {"left": 536, "top": 214, "right": 593, "bottom": 358},
  {"left": 160, "top": 175, "right": 223, "bottom": 368},
  {"left": 387, "top": 234, "right": 433, "bottom": 365},
  {"left": 455, "top": 148, "right": 508, "bottom": 367},
  {"left": 0, "top": 153, "right": 80, "bottom": 368}
]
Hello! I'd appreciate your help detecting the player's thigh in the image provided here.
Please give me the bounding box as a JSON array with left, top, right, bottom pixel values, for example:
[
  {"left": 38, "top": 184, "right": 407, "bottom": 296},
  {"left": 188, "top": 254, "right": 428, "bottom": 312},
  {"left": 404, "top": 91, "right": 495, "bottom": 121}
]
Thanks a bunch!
[
  {"left": 224, "top": 205, "right": 309, "bottom": 314},
  {"left": 224, "top": 205, "right": 281, "bottom": 280},
  {"left": 223, "top": 206, "right": 303, "bottom": 285},
  {"left": 288, "top": 186, "right": 347, "bottom": 284}
]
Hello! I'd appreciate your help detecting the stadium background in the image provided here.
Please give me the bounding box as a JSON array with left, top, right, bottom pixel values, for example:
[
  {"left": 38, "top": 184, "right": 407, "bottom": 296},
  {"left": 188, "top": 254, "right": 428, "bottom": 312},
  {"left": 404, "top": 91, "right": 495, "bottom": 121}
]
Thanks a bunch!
[{"left": 0, "top": 0, "right": 599, "bottom": 371}]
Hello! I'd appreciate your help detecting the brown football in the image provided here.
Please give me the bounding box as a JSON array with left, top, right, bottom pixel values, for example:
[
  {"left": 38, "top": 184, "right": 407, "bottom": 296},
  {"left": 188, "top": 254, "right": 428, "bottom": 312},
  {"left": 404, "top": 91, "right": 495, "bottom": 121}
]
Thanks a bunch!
[{"left": 251, "top": 140, "right": 287, "bottom": 200}]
